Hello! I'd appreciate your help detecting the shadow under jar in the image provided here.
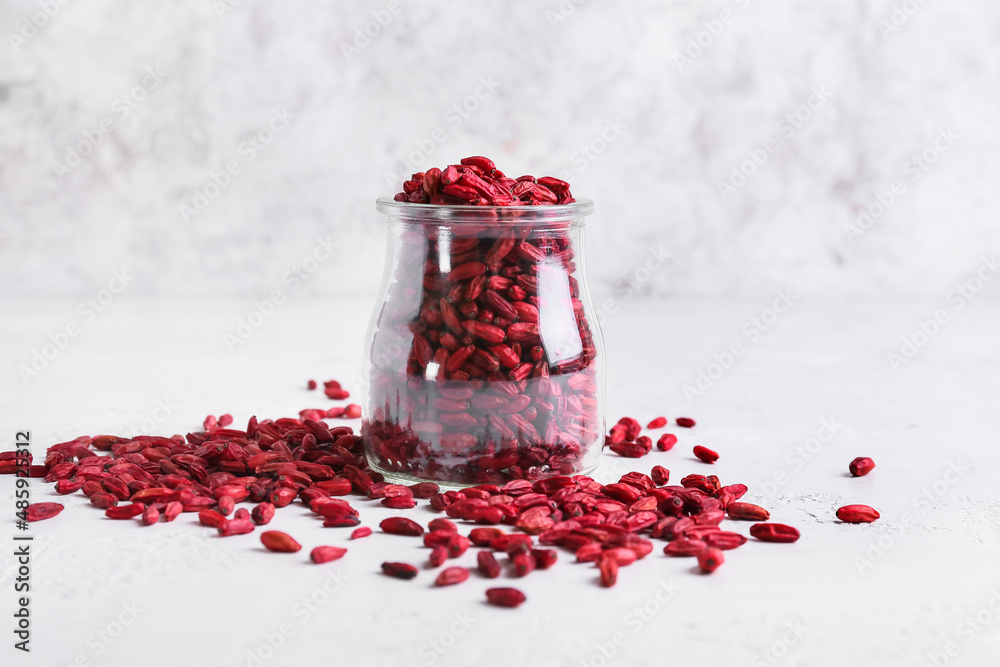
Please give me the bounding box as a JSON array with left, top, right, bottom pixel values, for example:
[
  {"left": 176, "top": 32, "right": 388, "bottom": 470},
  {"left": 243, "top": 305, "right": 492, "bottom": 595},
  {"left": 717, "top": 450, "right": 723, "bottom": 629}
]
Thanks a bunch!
[{"left": 362, "top": 197, "right": 605, "bottom": 487}]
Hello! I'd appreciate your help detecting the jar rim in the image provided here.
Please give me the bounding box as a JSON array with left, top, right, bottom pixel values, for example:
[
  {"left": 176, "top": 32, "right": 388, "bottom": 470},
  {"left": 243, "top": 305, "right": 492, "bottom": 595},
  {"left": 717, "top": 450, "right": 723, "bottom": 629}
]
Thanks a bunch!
[{"left": 376, "top": 197, "right": 594, "bottom": 224}]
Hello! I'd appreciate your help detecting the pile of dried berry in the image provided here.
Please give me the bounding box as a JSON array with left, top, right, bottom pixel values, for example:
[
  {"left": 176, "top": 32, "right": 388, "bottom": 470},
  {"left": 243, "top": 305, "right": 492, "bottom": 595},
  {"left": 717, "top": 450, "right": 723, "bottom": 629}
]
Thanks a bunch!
[
  {"left": 2, "top": 384, "right": 880, "bottom": 609},
  {"left": 391, "top": 156, "right": 575, "bottom": 206}
]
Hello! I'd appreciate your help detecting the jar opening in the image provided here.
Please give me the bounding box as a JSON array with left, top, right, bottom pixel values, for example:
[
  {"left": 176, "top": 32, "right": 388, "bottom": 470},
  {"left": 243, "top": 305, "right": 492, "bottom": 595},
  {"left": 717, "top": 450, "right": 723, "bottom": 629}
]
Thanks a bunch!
[{"left": 376, "top": 197, "right": 594, "bottom": 226}]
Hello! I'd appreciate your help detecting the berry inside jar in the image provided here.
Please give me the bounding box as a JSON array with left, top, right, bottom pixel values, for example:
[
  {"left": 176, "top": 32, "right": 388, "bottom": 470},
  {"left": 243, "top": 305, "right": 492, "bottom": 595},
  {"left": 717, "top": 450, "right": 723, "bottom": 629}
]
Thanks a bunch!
[{"left": 363, "top": 157, "right": 604, "bottom": 486}]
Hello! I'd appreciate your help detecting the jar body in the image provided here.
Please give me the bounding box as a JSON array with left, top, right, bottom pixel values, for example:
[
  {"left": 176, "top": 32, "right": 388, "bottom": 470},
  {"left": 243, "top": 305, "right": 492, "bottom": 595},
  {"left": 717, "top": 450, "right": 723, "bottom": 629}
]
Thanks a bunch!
[{"left": 362, "top": 199, "right": 604, "bottom": 486}]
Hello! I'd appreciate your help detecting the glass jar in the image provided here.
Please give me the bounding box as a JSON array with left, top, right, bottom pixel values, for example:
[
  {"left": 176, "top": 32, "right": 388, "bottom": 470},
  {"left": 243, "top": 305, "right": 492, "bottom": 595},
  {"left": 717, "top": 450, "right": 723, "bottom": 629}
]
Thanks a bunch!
[{"left": 362, "top": 197, "right": 604, "bottom": 486}]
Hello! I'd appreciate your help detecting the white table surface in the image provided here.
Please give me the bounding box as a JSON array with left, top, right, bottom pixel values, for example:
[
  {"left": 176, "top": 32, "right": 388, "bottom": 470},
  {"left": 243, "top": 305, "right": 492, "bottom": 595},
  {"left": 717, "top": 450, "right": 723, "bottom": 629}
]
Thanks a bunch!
[{"left": 1, "top": 295, "right": 998, "bottom": 667}]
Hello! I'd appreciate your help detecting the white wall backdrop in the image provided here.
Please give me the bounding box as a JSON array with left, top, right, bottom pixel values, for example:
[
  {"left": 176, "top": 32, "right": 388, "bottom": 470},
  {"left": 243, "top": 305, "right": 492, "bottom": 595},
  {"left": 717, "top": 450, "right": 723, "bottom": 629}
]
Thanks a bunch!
[{"left": 2, "top": 0, "right": 998, "bottom": 300}]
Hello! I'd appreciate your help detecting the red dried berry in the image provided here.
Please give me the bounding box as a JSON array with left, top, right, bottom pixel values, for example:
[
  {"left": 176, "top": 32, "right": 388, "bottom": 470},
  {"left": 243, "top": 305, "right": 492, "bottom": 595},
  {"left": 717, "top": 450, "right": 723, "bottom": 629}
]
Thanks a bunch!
[
  {"left": 410, "top": 482, "right": 441, "bottom": 499},
  {"left": 441, "top": 165, "right": 459, "bottom": 186},
  {"left": 837, "top": 504, "right": 880, "bottom": 523},
  {"left": 447, "top": 534, "right": 471, "bottom": 558},
  {"left": 599, "top": 555, "right": 619, "bottom": 587},
  {"left": 307, "top": 379, "right": 318, "bottom": 390},
  {"left": 492, "top": 533, "right": 533, "bottom": 554},
  {"left": 199, "top": 510, "right": 226, "bottom": 528},
  {"left": 676, "top": 417, "right": 696, "bottom": 428},
  {"left": 428, "top": 518, "right": 457, "bottom": 533},
  {"left": 608, "top": 423, "right": 630, "bottom": 444},
  {"left": 693, "top": 445, "right": 719, "bottom": 464},
  {"left": 435, "top": 566, "right": 469, "bottom": 586},
  {"left": 617, "top": 417, "right": 642, "bottom": 440},
  {"left": 218, "top": 518, "right": 255, "bottom": 537},
  {"left": 697, "top": 547, "right": 725, "bottom": 573},
  {"left": 646, "top": 416, "right": 667, "bottom": 429},
  {"left": 382, "top": 495, "right": 417, "bottom": 509},
  {"left": 429, "top": 545, "right": 448, "bottom": 567},
  {"left": 269, "top": 487, "right": 297, "bottom": 508},
  {"left": 719, "top": 484, "right": 748, "bottom": 501},
  {"left": 25, "top": 502, "right": 64, "bottom": 522},
  {"left": 382, "top": 562, "right": 418, "bottom": 579},
  {"left": 576, "top": 543, "right": 603, "bottom": 563},
  {"left": 849, "top": 457, "right": 876, "bottom": 477},
  {"left": 261, "top": 530, "right": 302, "bottom": 553},
  {"left": 351, "top": 527, "right": 372, "bottom": 539},
  {"left": 726, "top": 502, "right": 770, "bottom": 521},
  {"left": 486, "top": 587, "right": 526, "bottom": 608},
  {"left": 749, "top": 523, "right": 801, "bottom": 543},
  {"left": 424, "top": 529, "right": 458, "bottom": 548},
  {"left": 217, "top": 495, "right": 235, "bottom": 516},
  {"left": 664, "top": 539, "right": 708, "bottom": 557},
  {"left": 477, "top": 550, "right": 502, "bottom": 578},
  {"left": 380, "top": 517, "right": 424, "bottom": 536},
  {"left": 460, "top": 155, "right": 496, "bottom": 173},
  {"left": 656, "top": 433, "right": 678, "bottom": 451},
  {"left": 163, "top": 501, "right": 182, "bottom": 522},
  {"left": 603, "top": 547, "right": 637, "bottom": 566},
  {"left": 90, "top": 492, "right": 118, "bottom": 509},
  {"left": 324, "top": 386, "right": 350, "bottom": 400},
  {"left": 512, "top": 551, "right": 535, "bottom": 577},
  {"left": 607, "top": 534, "right": 654, "bottom": 560},
  {"left": 105, "top": 503, "right": 145, "bottom": 520},
  {"left": 603, "top": 483, "right": 643, "bottom": 504},
  {"left": 532, "top": 548, "right": 558, "bottom": 569},
  {"left": 141, "top": 506, "right": 159, "bottom": 526},
  {"left": 704, "top": 531, "right": 748, "bottom": 550},
  {"left": 251, "top": 502, "right": 275, "bottom": 525},
  {"left": 311, "top": 546, "right": 347, "bottom": 564},
  {"left": 651, "top": 465, "right": 670, "bottom": 486},
  {"left": 608, "top": 440, "right": 651, "bottom": 458},
  {"left": 54, "top": 479, "right": 83, "bottom": 494}
]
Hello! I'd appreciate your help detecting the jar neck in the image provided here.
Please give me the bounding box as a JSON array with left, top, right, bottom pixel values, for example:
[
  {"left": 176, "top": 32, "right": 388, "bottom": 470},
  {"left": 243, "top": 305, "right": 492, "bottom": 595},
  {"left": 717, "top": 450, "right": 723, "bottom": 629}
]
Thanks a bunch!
[{"left": 376, "top": 197, "right": 593, "bottom": 229}]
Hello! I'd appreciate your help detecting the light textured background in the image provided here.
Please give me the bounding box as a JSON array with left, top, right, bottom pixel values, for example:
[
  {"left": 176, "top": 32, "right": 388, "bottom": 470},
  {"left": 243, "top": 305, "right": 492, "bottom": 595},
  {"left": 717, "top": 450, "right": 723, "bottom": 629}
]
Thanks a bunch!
[{"left": 2, "top": 0, "right": 998, "bottom": 300}]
